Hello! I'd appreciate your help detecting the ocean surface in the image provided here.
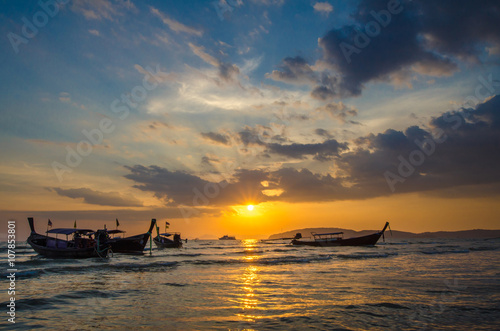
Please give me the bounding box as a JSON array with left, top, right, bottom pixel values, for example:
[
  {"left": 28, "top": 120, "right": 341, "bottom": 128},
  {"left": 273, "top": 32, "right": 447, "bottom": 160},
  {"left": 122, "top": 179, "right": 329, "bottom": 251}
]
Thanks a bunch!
[{"left": 1, "top": 237, "right": 499, "bottom": 330}]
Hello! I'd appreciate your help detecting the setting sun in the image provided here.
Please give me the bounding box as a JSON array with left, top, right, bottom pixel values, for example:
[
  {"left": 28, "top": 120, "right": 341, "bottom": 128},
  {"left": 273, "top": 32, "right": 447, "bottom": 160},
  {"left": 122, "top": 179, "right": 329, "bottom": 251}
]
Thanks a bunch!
[{"left": 247, "top": 205, "right": 254, "bottom": 211}]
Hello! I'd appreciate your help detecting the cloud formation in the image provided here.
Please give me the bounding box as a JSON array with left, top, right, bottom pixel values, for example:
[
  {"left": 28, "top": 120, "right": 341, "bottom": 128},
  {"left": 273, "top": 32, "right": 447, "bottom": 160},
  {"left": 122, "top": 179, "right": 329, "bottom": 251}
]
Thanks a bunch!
[
  {"left": 150, "top": 7, "right": 203, "bottom": 36},
  {"left": 50, "top": 187, "right": 143, "bottom": 207},
  {"left": 266, "top": 139, "right": 348, "bottom": 161},
  {"left": 124, "top": 96, "right": 500, "bottom": 206},
  {"left": 71, "top": 0, "right": 136, "bottom": 21},
  {"left": 271, "top": 0, "right": 500, "bottom": 99},
  {"left": 189, "top": 43, "right": 240, "bottom": 84},
  {"left": 201, "top": 132, "right": 231, "bottom": 145},
  {"left": 313, "top": 2, "right": 334, "bottom": 16}
]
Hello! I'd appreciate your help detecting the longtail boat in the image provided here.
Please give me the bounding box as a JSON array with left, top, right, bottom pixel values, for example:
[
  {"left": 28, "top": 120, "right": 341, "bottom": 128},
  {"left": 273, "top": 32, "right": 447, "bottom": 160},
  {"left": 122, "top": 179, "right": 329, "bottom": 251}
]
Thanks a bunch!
[
  {"left": 27, "top": 217, "right": 110, "bottom": 258},
  {"left": 108, "top": 218, "right": 156, "bottom": 253},
  {"left": 292, "top": 222, "right": 390, "bottom": 247},
  {"left": 153, "top": 221, "right": 182, "bottom": 248}
]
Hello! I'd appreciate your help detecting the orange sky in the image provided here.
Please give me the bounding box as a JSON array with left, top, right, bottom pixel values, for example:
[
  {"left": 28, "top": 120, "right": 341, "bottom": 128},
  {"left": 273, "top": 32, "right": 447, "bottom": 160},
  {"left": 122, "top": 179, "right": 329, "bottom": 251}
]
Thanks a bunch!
[{"left": 5, "top": 192, "right": 500, "bottom": 241}]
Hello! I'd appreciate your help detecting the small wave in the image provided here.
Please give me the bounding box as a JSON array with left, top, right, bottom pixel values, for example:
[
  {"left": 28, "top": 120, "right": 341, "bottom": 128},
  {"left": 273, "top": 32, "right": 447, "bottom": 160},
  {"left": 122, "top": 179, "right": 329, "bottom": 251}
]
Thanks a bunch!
[
  {"left": 425, "top": 289, "right": 460, "bottom": 294},
  {"left": 54, "top": 289, "right": 120, "bottom": 300},
  {"left": 1, "top": 269, "right": 43, "bottom": 279},
  {"left": 258, "top": 255, "right": 332, "bottom": 265},
  {"left": 420, "top": 249, "right": 469, "bottom": 255},
  {"left": 367, "top": 302, "right": 410, "bottom": 310},
  {"left": 357, "top": 311, "right": 387, "bottom": 318},
  {"left": 188, "top": 254, "right": 332, "bottom": 266},
  {"left": 163, "top": 282, "right": 188, "bottom": 287},
  {"left": 436, "top": 245, "right": 461, "bottom": 248},
  {"left": 271, "top": 248, "right": 298, "bottom": 252},
  {"left": 232, "top": 249, "right": 266, "bottom": 255},
  {"left": 40, "top": 261, "right": 178, "bottom": 274},
  {"left": 108, "top": 261, "right": 179, "bottom": 271},
  {"left": 171, "top": 253, "right": 204, "bottom": 257},
  {"left": 336, "top": 253, "right": 393, "bottom": 259},
  {"left": 16, "top": 257, "right": 77, "bottom": 267},
  {"left": 11, "top": 297, "right": 65, "bottom": 310},
  {"left": 469, "top": 246, "right": 499, "bottom": 252}
]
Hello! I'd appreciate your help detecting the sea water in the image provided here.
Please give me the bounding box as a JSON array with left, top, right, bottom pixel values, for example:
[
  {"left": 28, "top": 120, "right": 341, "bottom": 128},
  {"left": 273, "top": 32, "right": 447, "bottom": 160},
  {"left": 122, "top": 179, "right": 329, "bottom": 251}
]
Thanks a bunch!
[{"left": 1, "top": 238, "right": 499, "bottom": 330}]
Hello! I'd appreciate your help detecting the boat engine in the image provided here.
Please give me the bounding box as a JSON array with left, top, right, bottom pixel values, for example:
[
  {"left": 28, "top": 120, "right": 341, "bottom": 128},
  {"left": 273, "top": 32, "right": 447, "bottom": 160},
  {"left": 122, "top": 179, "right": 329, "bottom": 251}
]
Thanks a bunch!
[{"left": 95, "top": 229, "right": 111, "bottom": 257}]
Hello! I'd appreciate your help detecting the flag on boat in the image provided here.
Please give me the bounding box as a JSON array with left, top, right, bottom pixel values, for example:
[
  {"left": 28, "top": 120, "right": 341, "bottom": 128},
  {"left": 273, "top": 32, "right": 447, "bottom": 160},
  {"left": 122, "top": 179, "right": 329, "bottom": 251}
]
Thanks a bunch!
[
  {"left": 116, "top": 218, "right": 120, "bottom": 227},
  {"left": 165, "top": 221, "right": 170, "bottom": 230},
  {"left": 74, "top": 220, "right": 77, "bottom": 228},
  {"left": 48, "top": 219, "right": 52, "bottom": 227}
]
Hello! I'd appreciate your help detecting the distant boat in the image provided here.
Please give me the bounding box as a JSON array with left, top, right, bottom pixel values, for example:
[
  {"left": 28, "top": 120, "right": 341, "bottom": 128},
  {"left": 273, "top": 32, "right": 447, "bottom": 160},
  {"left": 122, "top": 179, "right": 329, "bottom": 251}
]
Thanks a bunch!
[
  {"left": 219, "top": 235, "right": 236, "bottom": 240},
  {"left": 153, "top": 221, "right": 182, "bottom": 248},
  {"left": 27, "top": 217, "right": 110, "bottom": 258},
  {"left": 108, "top": 219, "right": 156, "bottom": 253},
  {"left": 292, "top": 222, "right": 390, "bottom": 247}
]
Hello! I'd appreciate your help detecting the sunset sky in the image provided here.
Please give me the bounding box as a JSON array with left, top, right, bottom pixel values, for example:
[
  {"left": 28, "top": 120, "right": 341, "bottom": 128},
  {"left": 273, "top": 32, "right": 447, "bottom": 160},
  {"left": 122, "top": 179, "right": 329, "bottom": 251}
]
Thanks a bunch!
[{"left": 1, "top": 0, "right": 499, "bottom": 239}]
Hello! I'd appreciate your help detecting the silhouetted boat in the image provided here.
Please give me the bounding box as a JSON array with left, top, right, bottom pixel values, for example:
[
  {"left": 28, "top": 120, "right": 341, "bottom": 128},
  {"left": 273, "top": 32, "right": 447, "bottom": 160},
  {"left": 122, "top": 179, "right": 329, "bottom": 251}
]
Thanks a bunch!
[
  {"left": 108, "top": 219, "right": 156, "bottom": 253},
  {"left": 153, "top": 221, "right": 183, "bottom": 248},
  {"left": 219, "top": 235, "right": 236, "bottom": 240},
  {"left": 153, "top": 232, "right": 183, "bottom": 248},
  {"left": 292, "top": 222, "right": 390, "bottom": 247},
  {"left": 27, "top": 217, "right": 110, "bottom": 258}
]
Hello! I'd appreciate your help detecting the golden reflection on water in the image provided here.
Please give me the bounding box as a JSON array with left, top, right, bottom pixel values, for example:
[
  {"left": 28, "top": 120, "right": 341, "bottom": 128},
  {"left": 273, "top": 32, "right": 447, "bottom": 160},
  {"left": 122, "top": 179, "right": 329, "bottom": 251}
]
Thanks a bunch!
[{"left": 236, "top": 239, "right": 265, "bottom": 322}]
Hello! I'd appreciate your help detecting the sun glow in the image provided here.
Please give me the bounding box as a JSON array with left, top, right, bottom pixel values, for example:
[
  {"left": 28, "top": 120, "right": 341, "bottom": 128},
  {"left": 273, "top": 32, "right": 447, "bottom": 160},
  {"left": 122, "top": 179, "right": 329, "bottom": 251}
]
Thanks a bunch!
[{"left": 247, "top": 205, "right": 254, "bottom": 211}]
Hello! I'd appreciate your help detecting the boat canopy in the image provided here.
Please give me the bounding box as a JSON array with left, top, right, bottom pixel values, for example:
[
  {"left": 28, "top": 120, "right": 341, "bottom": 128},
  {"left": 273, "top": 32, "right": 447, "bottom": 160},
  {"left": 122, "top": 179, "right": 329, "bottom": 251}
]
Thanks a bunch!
[
  {"left": 313, "top": 232, "right": 343, "bottom": 236},
  {"left": 46, "top": 228, "right": 94, "bottom": 235},
  {"left": 159, "top": 233, "right": 173, "bottom": 237}
]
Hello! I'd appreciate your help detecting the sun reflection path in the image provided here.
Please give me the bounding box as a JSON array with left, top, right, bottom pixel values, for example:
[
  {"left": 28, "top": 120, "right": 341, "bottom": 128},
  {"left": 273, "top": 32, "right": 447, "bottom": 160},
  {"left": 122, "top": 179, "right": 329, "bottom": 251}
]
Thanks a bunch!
[
  {"left": 236, "top": 239, "right": 264, "bottom": 324},
  {"left": 234, "top": 239, "right": 314, "bottom": 329}
]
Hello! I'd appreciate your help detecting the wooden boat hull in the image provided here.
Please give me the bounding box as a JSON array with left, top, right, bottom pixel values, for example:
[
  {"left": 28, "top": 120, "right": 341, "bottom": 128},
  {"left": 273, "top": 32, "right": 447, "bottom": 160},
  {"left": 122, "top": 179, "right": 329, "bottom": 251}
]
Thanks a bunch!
[
  {"left": 109, "top": 219, "right": 156, "bottom": 253},
  {"left": 109, "top": 233, "right": 150, "bottom": 253},
  {"left": 292, "top": 232, "right": 383, "bottom": 247},
  {"left": 292, "top": 222, "right": 389, "bottom": 247},
  {"left": 27, "top": 218, "right": 110, "bottom": 258},
  {"left": 153, "top": 236, "right": 182, "bottom": 249},
  {"left": 28, "top": 236, "right": 105, "bottom": 258}
]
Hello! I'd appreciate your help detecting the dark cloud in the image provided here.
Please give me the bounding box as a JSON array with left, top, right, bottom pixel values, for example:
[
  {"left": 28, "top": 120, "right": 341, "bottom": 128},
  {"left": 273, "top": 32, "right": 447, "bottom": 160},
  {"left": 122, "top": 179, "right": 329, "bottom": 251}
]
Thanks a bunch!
[
  {"left": 316, "top": 102, "right": 358, "bottom": 123},
  {"left": 418, "top": 0, "right": 500, "bottom": 61},
  {"left": 218, "top": 62, "right": 240, "bottom": 83},
  {"left": 266, "top": 56, "right": 317, "bottom": 84},
  {"left": 275, "top": 0, "right": 499, "bottom": 99},
  {"left": 201, "top": 132, "right": 231, "bottom": 145},
  {"left": 337, "top": 95, "right": 500, "bottom": 194},
  {"left": 315, "top": 128, "right": 334, "bottom": 138},
  {"left": 50, "top": 187, "right": 143, "bottom": 207},
  {"left": 237, "top": 126, "right": 275, "bottom": 146},
  {"left": 201, "top": 155, "right": 220, "bottom": 166},
  {"left": 266, "top": 139, "right": 348, "bottom": 161},
  {"left": 125, "top": 165, "right": 212, "bottom": 206},
  {"left": 125, "top": 165, "right": 269, "bottom": 207},
  {"left": 236, "top": 125, "right": 347, "bottom": 162}
]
